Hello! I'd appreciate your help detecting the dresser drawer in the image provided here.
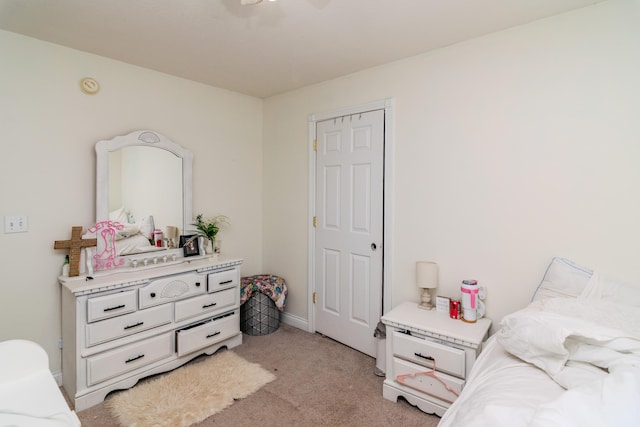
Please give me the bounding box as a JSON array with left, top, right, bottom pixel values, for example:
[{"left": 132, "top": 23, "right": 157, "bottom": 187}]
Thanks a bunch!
[
  {"left": 86, "top": 332, "right": 173, "bottom": 386},
  {"left": 176, "top": 311, "right": 239, "bottom": 357},
  {"left": 87, "top": 290, "right": 137, "bottom": 323},
  {"left": 85, "top": 304, "right": 173, "bottom": 347},
  {"left": 393, "top": 357, "right": 464, "bottom": 405},
  {"left": 139, "top": 272, "right": 207, "bottom": 309},
  {"left": 393, "top": 330, "right": 465, "bottom": 378},
  {"left": 174, "top": 287, "right": 237, "bottom": 322},
  {"left": 207, "top": 268, "right": 238, "bottom": 293}
]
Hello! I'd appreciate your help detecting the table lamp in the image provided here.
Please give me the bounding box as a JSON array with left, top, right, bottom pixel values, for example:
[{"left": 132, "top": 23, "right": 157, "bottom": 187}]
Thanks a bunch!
[
  {"left": 165, "top": 226, "right": 180, "bottom": 248},
  {"left": 416, "top": 261, "right": 438, "bottom": 310}
]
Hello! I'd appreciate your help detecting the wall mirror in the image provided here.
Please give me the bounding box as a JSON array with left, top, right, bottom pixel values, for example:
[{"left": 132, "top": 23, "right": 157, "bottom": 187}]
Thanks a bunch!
[{"left": 96, "top": 130, "right": 193, "bottom": 264}]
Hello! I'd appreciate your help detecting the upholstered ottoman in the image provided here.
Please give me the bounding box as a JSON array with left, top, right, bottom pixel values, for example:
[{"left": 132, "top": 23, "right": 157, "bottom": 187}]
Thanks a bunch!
[{"left": 240, "top": 275, "right": 287, "bottom": 336}]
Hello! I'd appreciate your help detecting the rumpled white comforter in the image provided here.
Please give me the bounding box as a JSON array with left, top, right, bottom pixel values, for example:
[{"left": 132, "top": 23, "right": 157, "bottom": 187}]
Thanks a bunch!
[
  {"left": 0, "top": 340, "right": 80, "bottom": 426},
  {"left": 497, "top": 298, "right": 640, "bottom": 426}
]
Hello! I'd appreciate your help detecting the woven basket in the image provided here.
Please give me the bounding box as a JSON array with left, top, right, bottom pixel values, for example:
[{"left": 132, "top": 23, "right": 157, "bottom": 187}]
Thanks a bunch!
[{"left": 240, "top": 293, "right": 280, "bottom": 336}]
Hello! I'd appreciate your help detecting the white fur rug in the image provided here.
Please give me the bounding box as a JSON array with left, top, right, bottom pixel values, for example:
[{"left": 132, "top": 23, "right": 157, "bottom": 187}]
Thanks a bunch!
[{"left": 107, "top": 351, "right": 275, "bottom": 427}]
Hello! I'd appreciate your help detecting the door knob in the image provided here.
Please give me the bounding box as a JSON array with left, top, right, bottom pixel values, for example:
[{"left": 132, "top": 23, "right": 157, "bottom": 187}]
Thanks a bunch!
[{"left": 371, "top": 243, "right": 377, "bottom": 251}]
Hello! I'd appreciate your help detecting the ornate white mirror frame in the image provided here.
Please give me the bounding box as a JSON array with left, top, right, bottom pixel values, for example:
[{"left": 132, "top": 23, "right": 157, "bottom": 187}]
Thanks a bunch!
[{"left": 95, "top": 130, "right": 194, "bottom": 270}]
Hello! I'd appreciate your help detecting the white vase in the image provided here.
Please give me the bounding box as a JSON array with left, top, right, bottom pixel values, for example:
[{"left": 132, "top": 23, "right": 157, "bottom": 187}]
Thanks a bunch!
[{"left": 205, "top": 238, "right": 214, "bottom": 255}]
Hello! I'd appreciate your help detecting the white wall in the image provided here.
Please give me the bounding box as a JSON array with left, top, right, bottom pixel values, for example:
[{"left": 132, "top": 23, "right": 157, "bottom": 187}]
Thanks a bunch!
[
  {"left": 2, "top": 0, "right": 639, "bottom": 374},
  {"left": 0, "top": 30, "right": 264, "bottom": 373},
  {"left": 262, "top": 0, "right": 640, "bottom": 328}
]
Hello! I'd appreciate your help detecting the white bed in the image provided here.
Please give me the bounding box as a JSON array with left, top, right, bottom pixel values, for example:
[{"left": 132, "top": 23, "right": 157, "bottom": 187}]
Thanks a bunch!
[
  {"left": 0, "top": 340, "right": 80, "bottom": 426},
  {"left": 439, "top": 257, "right": 640, "bottom": 427}
]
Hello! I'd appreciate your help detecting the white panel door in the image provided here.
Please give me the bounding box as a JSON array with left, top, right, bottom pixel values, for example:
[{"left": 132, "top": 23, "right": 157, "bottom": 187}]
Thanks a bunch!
[{"left": 315, "top": 109, "right": 384, "bottom": 357}]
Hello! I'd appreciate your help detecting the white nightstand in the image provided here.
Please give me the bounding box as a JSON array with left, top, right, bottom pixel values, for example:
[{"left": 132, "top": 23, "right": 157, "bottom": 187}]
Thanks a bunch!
[{"left": 381, "top": 301, "right": 491, "bottom": 416}]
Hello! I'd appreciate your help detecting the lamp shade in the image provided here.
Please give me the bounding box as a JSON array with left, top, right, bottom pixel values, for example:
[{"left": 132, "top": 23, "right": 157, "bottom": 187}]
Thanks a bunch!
[
  {"left": 416, "top": 261, "right": 438, "bottom": 289},
  {"left": 165, "top": 226, "right": 179, "bottom": 240}
]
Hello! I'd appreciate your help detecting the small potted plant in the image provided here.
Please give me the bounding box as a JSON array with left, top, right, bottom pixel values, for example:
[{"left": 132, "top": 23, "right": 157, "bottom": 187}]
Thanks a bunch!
[{"left": 192, "top": 214, "right": 229, "bottom": 254}]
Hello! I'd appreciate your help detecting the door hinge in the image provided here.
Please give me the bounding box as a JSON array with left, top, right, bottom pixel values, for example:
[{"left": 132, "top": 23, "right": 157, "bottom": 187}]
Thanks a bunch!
[
  {"left": 313, "top": 216, "right": 317, "bottom": 228},
  {"left": 313, "top": 292, "right": 317, "bottom": 304},
  {"left": 313, "top": 139, "right": 317, "bottom": 151}
]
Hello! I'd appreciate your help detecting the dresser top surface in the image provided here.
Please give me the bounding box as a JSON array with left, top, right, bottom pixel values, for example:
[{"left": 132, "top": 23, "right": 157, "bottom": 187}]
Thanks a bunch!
[
  {"left": 59, "top": 256, "right": 242, "bottom": 294},
  {"left": 382, "top": 301, "right": 491, "bottom": 345}
]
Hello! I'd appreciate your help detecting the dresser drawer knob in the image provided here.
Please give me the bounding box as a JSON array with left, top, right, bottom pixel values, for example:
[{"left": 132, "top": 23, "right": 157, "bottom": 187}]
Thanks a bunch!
[
  {"left": 206, "top": 331, "right": 221, "bottom": 339},
  {"left": 150, "top": 292, "right": 156, "bottom": 298},
  {"left": 202, "top": 302, "right": 217, "bottom": 309},
  {"left": 104, "top": 304, "right": 125, "bottom": 312}
]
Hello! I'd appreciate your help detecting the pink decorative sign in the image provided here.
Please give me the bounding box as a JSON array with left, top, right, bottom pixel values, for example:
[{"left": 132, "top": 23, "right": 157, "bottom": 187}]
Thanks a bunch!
[{"left": 88, "top": 220, "right": 126, "bottom": 270}]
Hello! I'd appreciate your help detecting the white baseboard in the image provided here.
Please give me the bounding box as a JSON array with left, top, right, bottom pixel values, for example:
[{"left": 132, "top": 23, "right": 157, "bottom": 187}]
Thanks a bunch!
[
  {"left": 52, "top": 370, "right": 62, "bottom": 387},
  {"left": 281, "top": 312, "right": 308, "bottom": 331}
]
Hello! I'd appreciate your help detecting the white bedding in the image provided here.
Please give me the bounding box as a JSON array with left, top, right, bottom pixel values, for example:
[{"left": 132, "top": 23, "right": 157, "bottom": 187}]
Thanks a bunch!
[
  {"left": 438, "top": 335, "right": 564, "bottom": 427},
  {"left": 0, "top": 340, "right": 80, "bottom": 426},
  {"left": 499, "top": 298, "right": 640, "bottom": 388},
  {"left": 439, "top": 298, "right": 640, "bottom": 427},
  {"left": 116, "top": 233, "right": 159, "bottom": 255},
  {"left": 104, "top": 208, "right": 159, "bottom": 255},
  {"left": 500, "top": 298, "right": 640, "bottom": 426}
]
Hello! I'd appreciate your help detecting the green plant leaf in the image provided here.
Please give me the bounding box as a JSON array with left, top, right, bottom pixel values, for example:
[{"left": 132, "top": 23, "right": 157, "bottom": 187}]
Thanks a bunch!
[{"left": 192, "top": 214, "right": 229, "bottom": 240}]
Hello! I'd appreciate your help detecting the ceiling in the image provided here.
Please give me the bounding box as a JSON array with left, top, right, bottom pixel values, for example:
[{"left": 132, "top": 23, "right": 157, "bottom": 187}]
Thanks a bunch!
[{"left": 0, "top": 0, "right": 604, "bottom": 98}]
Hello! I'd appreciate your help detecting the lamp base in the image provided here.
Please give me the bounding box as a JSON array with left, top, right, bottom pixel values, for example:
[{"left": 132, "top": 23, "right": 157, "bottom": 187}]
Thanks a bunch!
[
  {"left": 418, "top": 288, "right": 434, "bottom": 310},
  {"left": 417, "top": 302, "right": 434, "bottom": 310}
]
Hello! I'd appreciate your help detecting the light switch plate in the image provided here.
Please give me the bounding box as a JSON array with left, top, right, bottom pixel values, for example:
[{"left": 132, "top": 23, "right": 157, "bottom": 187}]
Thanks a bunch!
[{"left": 5, "top": 215, "right": 28, "bottom": 233}]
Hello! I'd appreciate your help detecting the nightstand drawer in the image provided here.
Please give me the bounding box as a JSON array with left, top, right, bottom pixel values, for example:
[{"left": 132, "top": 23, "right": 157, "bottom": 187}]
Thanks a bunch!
[
  {"left": 393, "top": 357, "right": 464, "bottom": 404},
  {"left": 393, "top": 331, "right": 465, "bottom": 378}
]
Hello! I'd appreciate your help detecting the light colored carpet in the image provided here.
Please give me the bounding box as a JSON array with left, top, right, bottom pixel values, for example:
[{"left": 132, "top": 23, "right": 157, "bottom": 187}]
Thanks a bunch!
[
  {"left": 70, "top": 324, "right": 439, "bottom": 426},
  {"left": 107, "top": 350, "right": 275, "bottom": 427}
]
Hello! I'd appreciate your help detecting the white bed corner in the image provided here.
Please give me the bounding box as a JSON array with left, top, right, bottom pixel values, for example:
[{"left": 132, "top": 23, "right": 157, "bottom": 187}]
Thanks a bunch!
[
  {"left": 439, "top": 257, "right": 640, "bottom": 427},
  {"left": 0, "top": 339, "right": 81, "bottom": 426}
]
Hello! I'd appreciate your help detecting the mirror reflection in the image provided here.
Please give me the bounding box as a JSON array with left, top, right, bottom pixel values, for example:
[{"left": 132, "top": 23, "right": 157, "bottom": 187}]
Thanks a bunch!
[{"left": 108, "top": 146, "right": 183, "bottom": 255}]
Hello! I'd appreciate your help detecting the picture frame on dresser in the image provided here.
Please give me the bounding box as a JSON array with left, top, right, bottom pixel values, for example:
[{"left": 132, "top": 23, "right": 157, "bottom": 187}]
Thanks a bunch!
[{"left": 180, "top": 235, "right": 200, "bottom": 257}]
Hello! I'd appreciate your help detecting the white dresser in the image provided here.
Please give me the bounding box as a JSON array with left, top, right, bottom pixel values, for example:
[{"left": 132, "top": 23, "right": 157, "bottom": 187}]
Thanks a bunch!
[{"left": 59, "top": 256, "right": 243, "bottom": 411}]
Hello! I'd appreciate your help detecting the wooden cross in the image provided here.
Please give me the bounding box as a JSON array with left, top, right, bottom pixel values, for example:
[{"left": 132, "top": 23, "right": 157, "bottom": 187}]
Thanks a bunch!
[{"left": 54, "top": 226, "right": 97, "bottom": 277}]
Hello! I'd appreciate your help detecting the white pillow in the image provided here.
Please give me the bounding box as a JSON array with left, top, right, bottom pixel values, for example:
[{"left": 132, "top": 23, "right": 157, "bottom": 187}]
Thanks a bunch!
[
  {"left": 109, "top": 207, "right": 128, "bottom": 224},
  {"left": 115, "top": 224, "right": 140, "bottom": 240},
  {"left": 532, "top": 257, "right": 592, "bottom": 302},
  {"left": 532, "top": 257, "right": 640, "bottom": 307},
  {"left": 117, "top": 234, "right": 152, "bottom": 255},
  {"left": 137, "top": 215, "right": 154, "bottom": 241},
  {"left": 584, "top": 272, "right": 640, "bottom": 308}
]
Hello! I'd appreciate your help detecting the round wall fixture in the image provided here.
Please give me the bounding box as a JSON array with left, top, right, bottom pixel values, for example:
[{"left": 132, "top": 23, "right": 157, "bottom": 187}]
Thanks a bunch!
[{"left": 79, "top": 77, "right": 100, "bottom": 95}]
